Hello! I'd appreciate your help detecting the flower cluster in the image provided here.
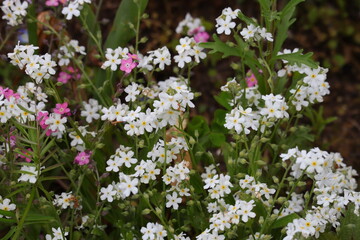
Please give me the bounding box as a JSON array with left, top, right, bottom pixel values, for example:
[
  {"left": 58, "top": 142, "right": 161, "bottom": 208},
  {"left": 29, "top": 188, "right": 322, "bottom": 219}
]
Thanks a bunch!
[
  {"left": 240, "top": 24, "right": 273, "bottom": 42},
  {"left": 8, "top": 44, "right": 57, "bottom": 84},
  {"left": 1, "top": 0, "right": 28, "bottom": 26},
  {"left": 215, "top": 7, "right": 240, "bottom": 35},
  {"left": 53, "top": 192, "right": 80, "bottom": 209},
  {"left": 176, "top": 13, "right": 209, "bottom": 43},
  {"left": 239, "top": 175, "right": 276, "bottom": 202},
  {"left": 280, "top": 147, "right": 359, "bottom": 239},
  {"left": 174, "top": 36, "right": 206, "bottom": 68},
  {"left": 57, "top": 39, "right": 86, "bottom": 66},
  {"left": 101, "top": 77, "right": 195, "bottom": 136}
]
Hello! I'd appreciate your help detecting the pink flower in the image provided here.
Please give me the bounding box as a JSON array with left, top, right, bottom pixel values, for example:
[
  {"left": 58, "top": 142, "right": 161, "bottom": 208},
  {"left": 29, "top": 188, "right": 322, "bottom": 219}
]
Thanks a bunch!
[
  {"left": 246, "top": 72, "right": 258, "bottom": 87},
  {"left": 74, "top": 151, "right": 91, "bottom": 166},
  {"left": 45, "top": 0, "right": 67, "bottom": 6},
  {"left": 120, "top": 58, "right": 137, "bottom": 74},
  {"left": 194, "top": 31, "right": 210, "bottom": 43},
  {"left": 4, "top": 89, "right": 20, "bottom": 99},
  {"left": 0, "top": 86, "right": 8, "bottom": 96},
  {"left": 8, "top": 135, "right": 16, "bottom": 148},
  {"left": 53, "top": 102, "right": 71, "bottom": 116},
  {"left": 45, "top": 0, "right": 59, "bottom": 6},
  {"left": 127, "top": 53, "right": 139, "bottom": 61},
  {"left": 67, "top": 66, "right": 81, "bottom": 80},
  {"left": 18, "top": 148, "right": 32, "bottom": 162},
  {"left": 37, "top": 111, "right": 54, "bottom": 136},
  {"left": 57, "top": 72, "right": 71, "bottom": 84}
]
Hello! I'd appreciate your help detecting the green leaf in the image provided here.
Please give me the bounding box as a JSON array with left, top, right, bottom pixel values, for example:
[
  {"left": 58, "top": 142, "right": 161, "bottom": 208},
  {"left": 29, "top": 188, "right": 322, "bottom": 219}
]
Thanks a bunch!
[
  {"left": 25, "top": 213, "right": 56, "bottom": 224},
  {"left": 200, "top": 34, "right": 241, "bottom": 58},
  {"left": 81, "top": 4, "right": 101, "bottom": 46},
  {"left": 0, "top": 209, "right": 15, "bottom": 218},
  {"left": 104, "top": 0, "right": 148, "bottom": 48},
  {"left": 273, "top": 0, "right": 305, "bottom": 54},
  {"left": 214, "top": 91, "right": 232, "bottom": 110},
  {"left": 209, "top": 132, "right": 226, "bottom": 147},
  {"left": 318, "top": 232, "right": 339, "bottom": 240},
  {"left": 26, "top": 4, "right": 38, "bottom": 46},
  {"left": 271, "top": 51, "right": 318, "bottom": 68},
  {"left": 258, "top": 0, "right": 272, "bottom": 29},
  {"left": 271, "top": 213, "right": 300, "bottom": 229},
  {"left": 42, "top": 162, "right": 65, "bottom": 173},
  {"left": 186, "top": 116, "right": 210, "bottom": 137},
  {"left": 338, "top": 204, "right": 360, "bottom": 240}
]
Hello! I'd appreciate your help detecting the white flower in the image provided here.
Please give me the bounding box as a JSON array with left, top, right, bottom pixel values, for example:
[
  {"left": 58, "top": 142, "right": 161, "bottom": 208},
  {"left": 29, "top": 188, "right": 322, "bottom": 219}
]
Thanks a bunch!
[
  {"left": 166, "top": 192, "right": 182, "bottom": 210},
  {"left": 100, "top": 184, "right": 117, "bottom": 202},
  {"left": 240, "top": 24, "right": 258, "bottom": 40},
  {"left": 62, "top": 2, "right": 81, "bottom": 20},
  {"left": 216, "top": 16, "right": 236, "bottom": 35},
  {"left": 18, "top": 165, "right": 39, "bottom": 183},
  {"left": 45, "top": 113, "right": 67, "bottom": 132}
]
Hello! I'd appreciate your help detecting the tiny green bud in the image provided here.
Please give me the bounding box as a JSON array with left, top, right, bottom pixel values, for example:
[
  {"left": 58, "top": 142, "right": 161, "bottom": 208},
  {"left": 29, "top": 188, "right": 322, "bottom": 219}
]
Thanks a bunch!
[
  {"left": 277, "top": 197, "right": 286, "bottom": 204},
  {"left": 95, "top": 143, "right": 105, "bottom": 149},
  {"left": 275, "top": 162, "right": 282, "bottom": 168},
  {"left": 138, "top": 140, "right": 145, "bottom": 148},
  {"left": 194, "top": 130, "right": 199, "bottom": 138},
  {"left": 189, "top": 137, "right": 196, "bottom": 145},
  {"left": 297, "top": 181, "right": 307, "bottom": 187},
  {"left": 143, "top": 193, "right": 149, "bottom": 199},
  {"left": 239, "top": 158, "right": 248, "bottom": 165},
  {"left": 228, "top": 158, "right": 234, "bottom": 165},
  {"left": 155, "top": 207, "right": 162, "bottom": 215},
  {"left": 260, "top": 137, "right": 269, "bottom": 143},
  {"left": 187, "top": 200, "right": 194, "bottom": 206},
  {"left": 240, "top": 150, "right": 247, "bottom": 157},
  {"left": 272, "top": 176, "right": 279, "bottom": 184},
  {"left": 142, "top": 209, "right": 151, "bottom": 215},
  {"left": 236, "top": 173, "right": 246, "bottom": 179},
  {"left": 194, "top": 92, "right": 202, "bottom": 97},
  {"left": 256, "top": 169, "right": 262, "bottom": 177},
  {"left": 289, "top": 127, "right": 297, "bottom": 132},
  {"left": 259, "top": 216, "right": 264, "bottom": 224},
  {"left": 256, "top": 160, "right": 267, "bottom": 166}
]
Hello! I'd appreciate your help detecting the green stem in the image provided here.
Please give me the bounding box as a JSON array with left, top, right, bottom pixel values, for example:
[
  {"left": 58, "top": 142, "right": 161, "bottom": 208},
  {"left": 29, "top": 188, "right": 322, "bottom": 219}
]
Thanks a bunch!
[{"left": 11, "top": 187, "right": 36, "bottom": 240}]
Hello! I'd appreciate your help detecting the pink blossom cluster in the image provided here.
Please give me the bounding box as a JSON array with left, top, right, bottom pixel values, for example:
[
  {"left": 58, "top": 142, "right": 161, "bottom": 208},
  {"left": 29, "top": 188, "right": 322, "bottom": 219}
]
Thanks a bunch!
[
  {"left": 57, "top": 66, "right": 81, "bottom": 84},
  {"left": 0, "top": 86, "right": 20, "bottom": 100},
  {"left": 45, "top": 0, "right": 67, "bottom": 7}
]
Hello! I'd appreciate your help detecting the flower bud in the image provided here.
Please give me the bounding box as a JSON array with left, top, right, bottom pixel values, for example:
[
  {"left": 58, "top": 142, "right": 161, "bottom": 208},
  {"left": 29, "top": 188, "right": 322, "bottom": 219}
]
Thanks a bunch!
[
  {"left": 142, "top": 209, "right": 151, "bottom": 215},
  {"left": 277, "top": 197, "right": 286, "bottom": 204},
  {"left": 272, "top": 176, "right": 279, "bottom": 184},
  {"left": 189, "top": 137, "right": 196, "bottom": 145}
]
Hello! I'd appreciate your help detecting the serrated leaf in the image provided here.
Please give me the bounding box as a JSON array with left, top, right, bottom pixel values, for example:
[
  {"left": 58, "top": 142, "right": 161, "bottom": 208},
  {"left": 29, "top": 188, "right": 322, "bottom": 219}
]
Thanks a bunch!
[
  {"left": 272, "top": 51, "right": 318, "bottom": 68},
  {"left": 200, "top": 34, "right": 241, "bottom": 58},
  {"left": 338, "top": 204, "right": 360, "bottom": 240},
  {"left": 273, "top": 0, "right": 305, "bottom": 54}
]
